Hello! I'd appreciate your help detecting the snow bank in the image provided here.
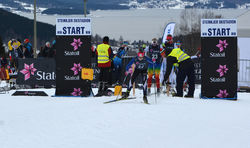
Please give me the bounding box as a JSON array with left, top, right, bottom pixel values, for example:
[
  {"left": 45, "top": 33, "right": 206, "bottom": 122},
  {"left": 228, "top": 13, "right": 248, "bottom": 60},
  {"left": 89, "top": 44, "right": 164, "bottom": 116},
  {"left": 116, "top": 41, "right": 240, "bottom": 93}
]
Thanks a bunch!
[{"left": 0, "top": 88, "right": 250, "bottom": 148}]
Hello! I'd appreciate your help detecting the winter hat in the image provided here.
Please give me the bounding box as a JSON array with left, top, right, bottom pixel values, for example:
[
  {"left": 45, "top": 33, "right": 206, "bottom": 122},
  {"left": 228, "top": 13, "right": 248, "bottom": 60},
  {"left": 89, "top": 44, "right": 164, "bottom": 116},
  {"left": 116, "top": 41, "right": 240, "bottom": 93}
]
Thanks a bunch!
[
  {"left": 138, "top": 52, "right": 144, "bottom": 58},
  {"left": 103, "top": 36, "right": 109, "bottom": 43},
  {"left": 46, "top": 41, "right": 50, "bottom": 47},
  {"left": 122, "top": 41, "right": 128, "bottom": 46},
  {"left": 52, "top": 40, "right": 56, "bottom": 45},
  {"left": 152, "top": 38, "right": 157, "bottom": 42},
  {"left": 176, "top": 40, "right": 181, "bottom": 46},
  {"left": 166, "top": 34, "right": 173, "bottom": 41},
  {"left": 24, "top": 39, "right": 29, "bottom": 43}
]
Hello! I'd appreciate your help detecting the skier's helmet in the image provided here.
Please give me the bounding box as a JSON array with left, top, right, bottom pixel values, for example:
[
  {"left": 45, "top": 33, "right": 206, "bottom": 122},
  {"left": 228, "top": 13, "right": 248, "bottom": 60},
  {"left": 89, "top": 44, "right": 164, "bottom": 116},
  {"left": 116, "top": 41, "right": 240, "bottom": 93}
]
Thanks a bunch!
[{"left": 137, "top": 52, "right": 144, "bottom": 60}]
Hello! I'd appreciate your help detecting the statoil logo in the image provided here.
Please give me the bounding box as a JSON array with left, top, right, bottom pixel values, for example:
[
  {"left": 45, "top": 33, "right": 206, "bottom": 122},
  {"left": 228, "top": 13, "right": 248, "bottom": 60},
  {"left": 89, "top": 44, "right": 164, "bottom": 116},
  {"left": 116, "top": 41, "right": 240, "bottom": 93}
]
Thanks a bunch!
[
  {"left": 64, "top": 63, "right": 82, "bottom": 81},
  {"left": 209, "top": 39, "right": 228, "bottom": 58},
  {"left": 64, "top": 38, "right": 82, "bottom": 56},
  {"left": 20, "top": 63, "right": 55, "bottom": 81},
  {"left": 210, "top": 64, "right": 228, "bottom": 83}
]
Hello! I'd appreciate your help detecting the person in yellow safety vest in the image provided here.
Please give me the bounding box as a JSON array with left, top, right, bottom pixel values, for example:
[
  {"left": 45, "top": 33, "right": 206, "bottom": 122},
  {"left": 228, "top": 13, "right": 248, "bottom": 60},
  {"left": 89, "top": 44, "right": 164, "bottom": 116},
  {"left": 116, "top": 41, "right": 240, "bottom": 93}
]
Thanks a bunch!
[
  {"left": 8, "top": 39, "right": 22, "bottom": 58},
  {"left": 174, "top": 40, "right": 189, "bottom": 91},
  {"left": 95, "top": 36, "right": 114, "bottom": 97},
  {"left": 162, "top": 44, "right": 195, "bottom": 98},
  {"left": 8, "top": 39, "right": 22, "bottom": 69},
  {"left": 8, "top": 39, "right": 21, "bottom": 51},
  {"left": 8, "top": 40, "right": 13, "bottom": 51}
]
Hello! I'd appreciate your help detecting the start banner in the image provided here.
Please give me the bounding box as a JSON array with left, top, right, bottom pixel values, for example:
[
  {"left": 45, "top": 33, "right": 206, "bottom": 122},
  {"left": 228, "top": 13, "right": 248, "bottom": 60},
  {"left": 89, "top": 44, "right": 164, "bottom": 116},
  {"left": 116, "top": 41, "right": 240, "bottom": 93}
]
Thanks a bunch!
[
  {"left": 201, "top": 19, "right": 237, "bottom": 100},
  {"left": 56, "top": 17, "right": 92, "bottom": 97}
]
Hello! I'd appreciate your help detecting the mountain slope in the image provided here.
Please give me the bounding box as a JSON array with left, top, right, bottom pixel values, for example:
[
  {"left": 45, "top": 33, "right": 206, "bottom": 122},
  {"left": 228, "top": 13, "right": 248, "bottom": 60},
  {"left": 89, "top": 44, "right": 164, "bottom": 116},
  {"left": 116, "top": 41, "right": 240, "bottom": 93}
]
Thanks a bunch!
[
  {"left": 128, "top": 0, "right": 250, "bottom": 9},
  {"left": 0, "top": 0, "right": 250, "bottom": 15},
  {"left": 0, "top": 8, "right": 55, "bottom": 45}
]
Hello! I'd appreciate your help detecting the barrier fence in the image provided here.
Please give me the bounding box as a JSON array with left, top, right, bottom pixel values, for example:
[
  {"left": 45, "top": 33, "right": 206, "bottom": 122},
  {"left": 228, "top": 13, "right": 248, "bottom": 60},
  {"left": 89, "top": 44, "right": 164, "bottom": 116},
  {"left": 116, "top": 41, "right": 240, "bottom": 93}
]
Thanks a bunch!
[
  {"left": 238, "top": 59, "right": 250, "bottom": 84},
  {"left": 1, "top": 57, "right": 250, "bottom": 89}
]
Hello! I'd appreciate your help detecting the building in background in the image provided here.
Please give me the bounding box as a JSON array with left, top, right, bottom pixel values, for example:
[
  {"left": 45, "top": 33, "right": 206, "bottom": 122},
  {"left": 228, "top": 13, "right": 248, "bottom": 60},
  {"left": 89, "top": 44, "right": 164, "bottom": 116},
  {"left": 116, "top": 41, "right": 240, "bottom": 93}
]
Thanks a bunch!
[{"left": 237, "top": 10, "right": 250, "bottom": 89}]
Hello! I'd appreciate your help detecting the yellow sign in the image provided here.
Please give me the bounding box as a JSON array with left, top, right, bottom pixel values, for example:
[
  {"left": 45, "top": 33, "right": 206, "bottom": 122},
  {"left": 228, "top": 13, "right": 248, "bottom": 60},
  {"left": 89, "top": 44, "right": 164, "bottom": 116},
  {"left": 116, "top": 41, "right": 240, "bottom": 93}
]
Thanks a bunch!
[
  {"left": 6, "top": 69, "right": 10, "bottom": 80},
  {"left": 114, "top": 85, "right": 122, "bottom": 96},
  {"left": 81, "top": 68, "right": 93, "bottom": 80}
]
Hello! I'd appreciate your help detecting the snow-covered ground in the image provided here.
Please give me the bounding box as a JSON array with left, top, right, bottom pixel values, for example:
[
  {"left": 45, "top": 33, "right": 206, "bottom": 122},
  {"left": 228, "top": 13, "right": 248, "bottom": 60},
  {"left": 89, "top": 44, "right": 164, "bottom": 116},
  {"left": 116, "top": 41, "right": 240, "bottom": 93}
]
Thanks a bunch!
[{"left": 0, "top": 87, "right": 250, "bottom": 148}]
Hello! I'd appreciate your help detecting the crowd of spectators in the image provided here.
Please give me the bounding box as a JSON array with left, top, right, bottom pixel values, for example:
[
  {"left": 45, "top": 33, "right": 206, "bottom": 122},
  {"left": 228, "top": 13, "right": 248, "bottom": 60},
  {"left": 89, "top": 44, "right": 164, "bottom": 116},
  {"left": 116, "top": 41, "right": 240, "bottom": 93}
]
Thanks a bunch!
[
  {"left": 38, "top": 40, "right": 56, "bottom": 58},
  {"left": 0, "top": 38, "right": 56, "bottom": 79}
]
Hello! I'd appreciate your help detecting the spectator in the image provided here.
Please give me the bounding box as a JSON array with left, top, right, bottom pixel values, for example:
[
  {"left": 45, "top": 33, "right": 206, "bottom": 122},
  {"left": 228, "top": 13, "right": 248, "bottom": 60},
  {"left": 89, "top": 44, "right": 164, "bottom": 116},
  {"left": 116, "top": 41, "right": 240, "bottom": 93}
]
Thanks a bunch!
[
  {"left": 23, "top": 38, "right": 33, "bottom": 58},
  {"left": 8, "top": 39, "right": 23, "bottom": 68},
  {"left": 41, "top": 41, "right": 51, "bottom": 58},
  {"left": 95, "top": 36, "right": 114, "bottom": 97},
  {"left": 48, "top": 40, "right": 56, "bottom": 58},
  {"left": 113, "top": 41, "right": 127, "bottom": 84},
  {"left": 0, "top": 56, "right": 8, "bottom": 68},
  {"left": 141, "top": 44, "right": 147, "bottom": 52},
  {"left": 0, "top": 55, "right": 8, "bottom": 80},
  {"left": 38, "top": 47, "right": 44, "bottom": 58},
  {"left": 91, "top": 45, "right": 96, "bottom": 58}
]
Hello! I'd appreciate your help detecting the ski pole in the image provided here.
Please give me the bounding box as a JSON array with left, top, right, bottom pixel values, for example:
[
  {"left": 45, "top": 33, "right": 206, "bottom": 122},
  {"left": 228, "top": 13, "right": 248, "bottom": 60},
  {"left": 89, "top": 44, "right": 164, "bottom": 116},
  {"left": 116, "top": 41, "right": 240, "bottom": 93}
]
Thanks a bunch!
[
  {"left": 153, "top": 62, "right": 157, "bottom": 104},
  {"left": 132, "top": 64, "right": 136, "bottom": 96}
]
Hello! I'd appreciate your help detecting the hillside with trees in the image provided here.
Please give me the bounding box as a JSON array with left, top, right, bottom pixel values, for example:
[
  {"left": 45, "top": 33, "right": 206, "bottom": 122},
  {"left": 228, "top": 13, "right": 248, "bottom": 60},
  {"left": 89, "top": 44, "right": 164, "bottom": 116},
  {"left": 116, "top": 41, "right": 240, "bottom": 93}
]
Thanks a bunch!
[{"left": 0, "top": 8, "right": 55, "bottom": 47}]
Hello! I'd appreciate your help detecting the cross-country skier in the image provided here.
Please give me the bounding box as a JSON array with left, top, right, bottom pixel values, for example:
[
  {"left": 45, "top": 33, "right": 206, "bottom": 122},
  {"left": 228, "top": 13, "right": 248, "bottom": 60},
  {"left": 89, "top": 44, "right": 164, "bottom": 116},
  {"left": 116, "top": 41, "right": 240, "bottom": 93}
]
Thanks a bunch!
[
  {"left": 144, "top": 38, "right": 163, "bottom": 95},
  {"left": 122, "top": 52, "right": 153, "bottom": 104},
  {"left": 160, "top": 34, "right": 177, "bottom": 92}
]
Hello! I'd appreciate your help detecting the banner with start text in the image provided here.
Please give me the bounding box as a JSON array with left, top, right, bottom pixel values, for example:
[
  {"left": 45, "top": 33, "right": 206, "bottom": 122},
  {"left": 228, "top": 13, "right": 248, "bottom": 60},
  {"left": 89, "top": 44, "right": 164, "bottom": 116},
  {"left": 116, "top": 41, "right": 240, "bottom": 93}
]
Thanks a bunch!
[
  {"left": 201, "top": 19, "right": 237, "bottom": 100},
  {"left": 56, "top": 17, "right": 92, "bottom": 97}
]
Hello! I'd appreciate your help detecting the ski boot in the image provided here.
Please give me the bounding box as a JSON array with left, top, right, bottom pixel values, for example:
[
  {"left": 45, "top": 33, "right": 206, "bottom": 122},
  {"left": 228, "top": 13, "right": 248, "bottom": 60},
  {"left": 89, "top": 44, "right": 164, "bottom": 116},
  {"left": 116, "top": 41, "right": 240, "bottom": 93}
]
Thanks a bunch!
[
  {"left": 122, "top": 90, "right": 130, "bottom": 99},
  {"left": 147, "top": 88, "right": 151, "bottom": 96},
  {"left": 157, "top": 88, "right": 161, "bottom": 96},
  {"left": 172, "top": 92, "right": 183, "bottom": 97},
  {"left": 143, "top": 95, "right": 149, "bottom": 104},
  {"left": 95, "top": 82, "right": 104, "bottom": 97},
  {"left": 184, "top": 94, "right": 194, "bottom": 98},
  {"left": 95, "top": 91, "right": 103, "bottom": 97}
]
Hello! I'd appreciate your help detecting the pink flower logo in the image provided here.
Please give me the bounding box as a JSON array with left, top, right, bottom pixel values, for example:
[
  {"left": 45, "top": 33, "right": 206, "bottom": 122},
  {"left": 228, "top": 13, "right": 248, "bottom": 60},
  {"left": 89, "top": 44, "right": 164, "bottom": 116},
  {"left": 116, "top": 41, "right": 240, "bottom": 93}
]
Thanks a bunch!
[
  {"left": 216, "top": 64, "right": 228, "bottom": 77},
  {"left": 71, "top": 88, "right": 82, "bottom": 96},
  {"left": 216, "top": 89, "right": 229, "bottom": 98},
  {"left": 216, "top": 40, "right": 228, "bottom": 52},
  {"left": 71, "top": 38, "right": 83, "bottom": 51},
  {"left": 71, "top": 63, "right": 82, "bottom": 75},
  {"left": 20, "top": 63, "right": 37, "bottom": 80}
]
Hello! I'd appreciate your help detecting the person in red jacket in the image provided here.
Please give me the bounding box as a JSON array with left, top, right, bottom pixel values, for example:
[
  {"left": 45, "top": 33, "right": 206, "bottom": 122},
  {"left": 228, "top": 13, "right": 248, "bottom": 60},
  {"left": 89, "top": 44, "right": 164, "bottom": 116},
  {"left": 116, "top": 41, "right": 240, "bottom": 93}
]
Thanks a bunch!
[{"left": 95, "top": 36, "right": 114, "bottom": 96}]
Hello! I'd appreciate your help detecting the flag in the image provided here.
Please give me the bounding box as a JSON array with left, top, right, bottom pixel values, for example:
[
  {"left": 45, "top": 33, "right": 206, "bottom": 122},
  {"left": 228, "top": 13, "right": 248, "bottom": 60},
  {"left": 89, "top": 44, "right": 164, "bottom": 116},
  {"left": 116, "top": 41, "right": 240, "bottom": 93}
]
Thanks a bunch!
[{"left": 162, "top": 22, "right": 176, "bottom": 44}]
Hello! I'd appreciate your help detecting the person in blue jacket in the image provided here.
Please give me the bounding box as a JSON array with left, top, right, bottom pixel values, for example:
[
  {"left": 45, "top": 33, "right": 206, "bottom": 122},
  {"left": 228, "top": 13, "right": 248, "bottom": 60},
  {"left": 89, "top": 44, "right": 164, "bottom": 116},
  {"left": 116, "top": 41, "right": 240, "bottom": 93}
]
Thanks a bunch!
[
  {"left": 113, "top": 42, "right": 128, "bottom": 84},
  {"left": 123, "top": 51, "right": 153, "bottom": 104},
  {"left": 23, "top": 39, "right": 33, "bottom": 58}
]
